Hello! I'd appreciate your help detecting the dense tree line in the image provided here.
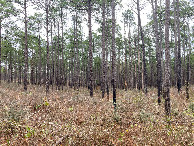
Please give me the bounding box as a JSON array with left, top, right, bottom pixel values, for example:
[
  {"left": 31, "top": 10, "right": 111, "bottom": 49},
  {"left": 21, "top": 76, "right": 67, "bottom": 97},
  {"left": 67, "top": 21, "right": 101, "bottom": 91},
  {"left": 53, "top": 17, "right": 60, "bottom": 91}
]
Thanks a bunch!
[{"left": 0, "top": 0, "right": 193, "bottom": 116}]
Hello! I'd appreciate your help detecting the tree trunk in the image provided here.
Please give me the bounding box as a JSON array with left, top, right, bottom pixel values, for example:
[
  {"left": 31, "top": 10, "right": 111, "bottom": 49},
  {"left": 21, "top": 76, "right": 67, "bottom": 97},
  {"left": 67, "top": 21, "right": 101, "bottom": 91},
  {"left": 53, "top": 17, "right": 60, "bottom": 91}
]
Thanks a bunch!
[
  {"left": 105, "top": 22, "right": 109, "bottom": 100},
  {"left": 124, "top": 20, "right": 128, "bottom": 90},
  {"left": 176, "top": 0, "right": 182, "bottom": 93},
  {"left": 159, "top": 0, "right": 164, "bottom": 90},
  {"left": 57, "top": 22, "right": 60, "bottom": 90},
  {"left": 137, "top": 26, "right": 141, "bottom": 90},
  {"left": 128, "top": 24, "right": 132, "bottom": 89},
  {"left": 0, "top": 20, "right": 1, "bottom": 84},
  {"left": 117, "top": 48, "right": 120, "bottom": 89},
  {"left": 75, "top": 12, "right": 80, "bottom": 90},
  {"left": 163, "top": 0, "right": 171, "bottom": 116},
  {"left": 186, "top": 45, "right": 189, "bottom": 99},
  {"left": 46, "top": 2, "right": 50, "bottom": 94},
  {"left": 173, "top": 0, "right": 178, "bottom": 87},
  {"left": 30, "top": 49, "right": 35, "bottom": 85},
  {"left": 38, "top": 25, "right": 42, "bottom": 86},
  {"left": 61, "top": 8, "right": 64, "bottom": 90},
  {"left": 101, "top": 0, "right": 106, "bottom": 98},
  {"left": 182, "top": 26, "right": 186, "bottom": 86},
  {"left": 137, "top": 0, "right": 147, "bottom": 94},
  {"left": 134, "top": 37, "right": 138, "bottom": 89},
  {"left": 13, "top": 56, "right": 16, "bottom": 83},
  {"left": 151, "top": 0, "right": 162, "bottom": 104},
  {"left": 186, "top": 23, "right": 191, "bottom": 99},
  {"left": 111, "top": 0, "right": 116, "bottom": 110},
  {"left": 88, "top": 0, "right": 93, "bottom": 97},
  {"left": 24, "top": 0, "right": 28, "bottom": 91},
  {"left": 18, "top": 54, "right": 21, "bottom": 84},
  {"left": 51, "top": 22, "right": 54, "bottom": 89},
  {"left": 8, "top": 52, "right": 13, "bottom": 83}
]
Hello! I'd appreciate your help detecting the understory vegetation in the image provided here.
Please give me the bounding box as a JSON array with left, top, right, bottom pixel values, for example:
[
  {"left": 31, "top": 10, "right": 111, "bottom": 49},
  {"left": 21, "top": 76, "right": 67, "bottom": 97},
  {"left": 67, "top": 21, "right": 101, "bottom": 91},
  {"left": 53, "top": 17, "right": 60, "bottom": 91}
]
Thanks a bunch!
[{"left": 0, "top": 82, "right": 193, "bottom": 145}]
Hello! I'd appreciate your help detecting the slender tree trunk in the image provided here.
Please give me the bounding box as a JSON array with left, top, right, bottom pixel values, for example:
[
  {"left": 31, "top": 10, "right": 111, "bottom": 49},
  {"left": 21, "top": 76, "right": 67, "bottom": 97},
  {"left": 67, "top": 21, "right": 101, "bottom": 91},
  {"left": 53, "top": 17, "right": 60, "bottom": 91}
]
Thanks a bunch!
[
  {"left": 148, "top": 46, "right": 152, "bottom": 87},
  {"left": 137, "top": 26, "right": 141, "bottom": 90},
  {"left": 61, "top": 8, "right": 64, "bottom": 90},
  {"left": 30, "top": 49, "right": 35, "bottom": 85},
  {"left": 24, "top": 0, "right": 28, "bottom": 91},
  {"left": 18, "top": 54, "right": 21, "bottom": 84},
  {"left": 105, "top": 28, "right": 109, "bottom": 100},
  {"left": 128, "top": 24, "right": 132, "bottom": 89},
  {"left": 111, "top": 0, "right": 116, "bottom": 110},
  {"left": 0, "top": 20, "right": 1, "bottom": 84},
  {"left": 8, "top": 52, "right": 13, "bottom": 83},
  {"left": 35, "top": 63, "right": 38, "bottom": 85},
  {"left": 186, "top": 45, "right": 189, "bottom": 99},
  {"left": 51, "top": 22, "right": 54, "bottom": 90},
  {"left": 186, "top": 23, "right": 191, "bottom": 99},
  {"left": 182, "top": 26, "right": 186, "bottom": 86},
  {"left": 151, "top": 0, "right": 162, "bottom": 104},
  {"left": 106, "top": 51, "right": 109, "bottom": 100},
  {"left": 75, "top": 12, "right": 80, "bottom": 90},
  {"left": 124, "top": 20, "right": 128, "bottom": 90},
  {"left": 137, "top": 0, "right": 147, "bottom": 93},
  {"left": 46, "top": 2, "right": 50, "bottom": 94},
  {"left": 88, "top": 0, "right": 93, "bottom": 97},
  {"left": 101, "top": 0, "right": 106, "bottom": 98},
  {"left": 57, "top": 22, "right": 60, "bottom": 90},
  {"left": 8, "top": 58, "right": 10, "bottom": 83},
  {"left": 173, "top": 0, "right": 178, "bottom": 87},
  {"left": 159, "top": 0, "right": 164, "bottom": 90},
  {"left": 38, "top": 25, "right": 42, "bottom": 86},
  {"left": 163, "top": 0, "right": 171, "bottom": 116},
  {"left": 14, "top": 52, "right": 17, "bottom": 83},
  {"left": 134, "top": 37, "right": 137, "bottom": 89},
  {"left": 4, "top": 60, "right": 7, "bottom": 82},
  {"left": 117, "top": 48, "right": 120, "bottom": 89},
  {"left": 177, "top": 0, "right": 182, "bottom": 92}
]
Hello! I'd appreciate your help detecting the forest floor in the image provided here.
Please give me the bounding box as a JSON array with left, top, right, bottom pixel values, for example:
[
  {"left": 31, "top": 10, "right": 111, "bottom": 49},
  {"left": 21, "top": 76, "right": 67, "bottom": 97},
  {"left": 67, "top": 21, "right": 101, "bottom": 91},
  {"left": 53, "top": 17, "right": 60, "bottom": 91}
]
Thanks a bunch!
[{"left": 0, "top": 82, "right": 193, "bottom": 145}]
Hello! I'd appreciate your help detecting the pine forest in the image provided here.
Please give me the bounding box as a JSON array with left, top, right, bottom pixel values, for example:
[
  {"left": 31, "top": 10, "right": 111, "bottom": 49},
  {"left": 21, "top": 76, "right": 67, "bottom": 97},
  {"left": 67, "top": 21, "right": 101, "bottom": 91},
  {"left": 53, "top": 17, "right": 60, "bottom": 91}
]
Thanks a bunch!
[{"left": 0, "top": 0, "right": 193, "bottom": 145}]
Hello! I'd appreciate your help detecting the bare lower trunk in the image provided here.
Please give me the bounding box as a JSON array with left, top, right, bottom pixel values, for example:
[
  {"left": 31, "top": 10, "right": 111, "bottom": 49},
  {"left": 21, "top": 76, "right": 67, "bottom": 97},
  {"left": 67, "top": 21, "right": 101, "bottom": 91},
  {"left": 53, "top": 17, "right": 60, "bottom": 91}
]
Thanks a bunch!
[
  {"left": 163, "top": 0, "right": 171, "bottom": 116},
  {"left": 112, "top": 0, "right": 116, "bottom": 110},
  {"left": 137, "top": 0, "right": 147, "bottom": 93},
  {"left": 61, "top": 8, "right": 64, "bottom": 90},
  {"left": 0, "top": 20, "right": 1, "bottom": 84},
  {"left": 88, "top": 0, "right": 93, "bottom": 97},
  {"left": 57, "top": 22, "right": 60, "bottom": 90},
  {"left": 173, "top": 0, "right": 178, "bottom": 87},
  {"left": 128, "top": 24, "right": 132, "bottom": 89},
  {"left": 177, "top": 0, "right": 182, "bottom": 93},
  {"left": 24, "top": 0, "right": 28, "bottom": 91},
  {"left": 186, "top": 23, "right": 191, "bottom": 99},
  {"left": 151, "top": 0, "right": 162, "bottom": 104},
  {"left": 137, "top": 26, "right": 141, "bottom": 90},
  {"left": 46, "top": 3, "right": 50, "bottom": 94},
  {"left": 101, "top": 0, "right": 106, "bottom": 98}
]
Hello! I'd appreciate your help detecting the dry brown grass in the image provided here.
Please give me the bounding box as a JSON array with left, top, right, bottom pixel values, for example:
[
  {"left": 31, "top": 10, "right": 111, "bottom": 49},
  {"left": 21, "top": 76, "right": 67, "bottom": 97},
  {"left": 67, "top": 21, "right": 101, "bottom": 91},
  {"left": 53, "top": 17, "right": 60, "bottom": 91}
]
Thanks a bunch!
[{"left": 0, "top": 82, "right": 193, "bottom": 145}]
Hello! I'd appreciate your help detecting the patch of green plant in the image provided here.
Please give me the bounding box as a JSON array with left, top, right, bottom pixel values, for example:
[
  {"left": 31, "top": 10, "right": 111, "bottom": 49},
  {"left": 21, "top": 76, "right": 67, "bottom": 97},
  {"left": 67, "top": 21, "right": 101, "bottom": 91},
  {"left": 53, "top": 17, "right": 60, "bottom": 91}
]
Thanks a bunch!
[
  {"left": 171, "top": 108, "right": 179, "bottom": 116},
  {"left": 188, "top": 102, "right": 194, "bottom": 113},
  {"left": 7, "top": 139, "right": 10, "bottom": 145},
  {"left": 5, "top": 106, "right": 25, "bottom": 123},
  {"left": 139, "top": 110, "right": 151, "bottom": 122},
  {"left": 183, "top": 105, "right": 194, "bottom": 118},
  {"left": 25, "top": 126, "right": 35, "bottom": 138},
  {"left": 69, "top": 107, "right": 74, "bottom": 112},
  {"left": 44, "top": 100, "right": 49, "bottom": 106},
  {"left": 34, "top": 104, "right": 42, "bottom": 110}
]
